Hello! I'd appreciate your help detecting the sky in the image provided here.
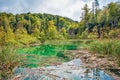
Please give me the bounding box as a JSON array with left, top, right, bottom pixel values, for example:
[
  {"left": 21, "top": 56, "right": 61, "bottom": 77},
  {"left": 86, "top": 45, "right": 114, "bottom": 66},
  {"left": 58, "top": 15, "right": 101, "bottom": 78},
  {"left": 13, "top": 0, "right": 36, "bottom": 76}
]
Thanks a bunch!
[{"left": 0, "top": 0, "right": 118, "bottom": 21}]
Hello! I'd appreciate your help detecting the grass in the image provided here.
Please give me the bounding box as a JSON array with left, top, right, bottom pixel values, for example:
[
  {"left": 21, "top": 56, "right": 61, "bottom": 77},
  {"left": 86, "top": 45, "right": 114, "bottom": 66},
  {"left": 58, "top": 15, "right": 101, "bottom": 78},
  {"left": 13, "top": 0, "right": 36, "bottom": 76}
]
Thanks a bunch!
[
  {"left": 0, "top": 46, "right": 23, "bottom": 80},
  {"left": 89, "top": 39, "right": 120, "bottom": 66},
  {"left": 1, "top": 39, "right": 120, "bottom": 79}
]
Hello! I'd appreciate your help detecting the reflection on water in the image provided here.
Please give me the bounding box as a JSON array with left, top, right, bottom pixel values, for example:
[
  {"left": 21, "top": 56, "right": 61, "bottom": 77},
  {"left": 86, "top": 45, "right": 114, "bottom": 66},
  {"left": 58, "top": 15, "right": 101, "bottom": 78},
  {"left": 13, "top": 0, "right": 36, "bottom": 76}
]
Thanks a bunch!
[
  {"left": 16, "top": 43, "right": 114, "bottom": 80},
  {"left": 15, "top": 59, "right": 114, "bottom": 80},
  {"left": 18, "top": 44, "right": 78, "bottom": 67},
  {"left": 18, "top": 44, "right": 78, "bottom": 56}
]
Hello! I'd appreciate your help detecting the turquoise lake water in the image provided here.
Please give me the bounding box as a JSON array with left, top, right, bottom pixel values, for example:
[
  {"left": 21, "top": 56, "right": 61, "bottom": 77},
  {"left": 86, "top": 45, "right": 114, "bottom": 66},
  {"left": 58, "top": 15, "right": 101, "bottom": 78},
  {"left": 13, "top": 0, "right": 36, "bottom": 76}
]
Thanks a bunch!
[
  {"left": 16, "top": 41, "right": 114, "bottom": 80},
  {"left": 18, "top": 43, "right": 78, "bottom": 67}
]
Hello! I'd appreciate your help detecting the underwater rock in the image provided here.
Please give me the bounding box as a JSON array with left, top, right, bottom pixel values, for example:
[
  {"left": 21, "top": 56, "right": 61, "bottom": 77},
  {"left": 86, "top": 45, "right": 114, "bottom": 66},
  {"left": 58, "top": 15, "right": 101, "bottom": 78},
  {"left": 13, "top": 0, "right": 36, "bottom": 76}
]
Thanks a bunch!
[{"left": 13, "top": 59, "right": 114, "bottom": 80}]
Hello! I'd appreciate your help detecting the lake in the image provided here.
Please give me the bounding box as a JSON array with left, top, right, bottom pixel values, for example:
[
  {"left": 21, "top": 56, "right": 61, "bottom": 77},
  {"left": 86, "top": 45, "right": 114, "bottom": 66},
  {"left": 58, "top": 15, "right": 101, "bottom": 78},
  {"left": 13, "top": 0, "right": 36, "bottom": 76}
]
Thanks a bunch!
[
  {"left": 16, "top": 41, "right": 114, "bottom": 80},
  {"left": 18, "top": 42, "right": 79, "bottom": 67}
]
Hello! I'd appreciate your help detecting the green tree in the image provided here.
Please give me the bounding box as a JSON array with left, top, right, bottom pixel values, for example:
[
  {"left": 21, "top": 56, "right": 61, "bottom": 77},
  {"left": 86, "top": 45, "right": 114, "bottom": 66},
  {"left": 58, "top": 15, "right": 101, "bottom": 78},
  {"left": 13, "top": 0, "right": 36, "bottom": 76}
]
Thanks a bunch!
[
  {"left": 0, "top": 26, "right": 5, "bottom": 46},
  {"left": 47, "top": 21, "right": 57, "bottom": 39},
  {"left": 15, "top": 28, "right": 36, "bottom": 45},
  {"left": 31, "top": 27, "right": 40, "bottom": 39},
  {"left": 5, "top": 26, "right": 16, "bottom": 45},
  {"left": 82, "top": 4, "right": 90, "bottom": 29},
  {"left": 39, "top": 30, "right": 46, "bottom": 43},
  {"left": 108, "top": 2, "right": 120, "bottom": 28}
]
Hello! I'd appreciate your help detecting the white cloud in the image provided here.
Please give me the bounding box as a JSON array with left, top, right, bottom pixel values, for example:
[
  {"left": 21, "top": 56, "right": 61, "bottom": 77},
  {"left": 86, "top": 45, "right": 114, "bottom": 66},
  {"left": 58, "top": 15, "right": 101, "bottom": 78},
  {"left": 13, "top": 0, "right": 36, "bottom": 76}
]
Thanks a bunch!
[
  {"left": 0, "top": 0, "right": 117, "bottom": 21},
  {"left": 28, "top": 0, "right": 93, "bottom": 21}
]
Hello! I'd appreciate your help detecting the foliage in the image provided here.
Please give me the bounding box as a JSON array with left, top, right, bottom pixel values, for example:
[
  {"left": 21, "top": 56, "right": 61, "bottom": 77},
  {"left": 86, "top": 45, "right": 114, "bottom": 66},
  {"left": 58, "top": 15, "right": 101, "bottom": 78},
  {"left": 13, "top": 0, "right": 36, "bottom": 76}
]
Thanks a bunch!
[
  {"left": 5, "top": 26, "right": 16, "bottom": 45},
  {"left": 80, "top": 30, "right": 88, "bottom": 39},
  {"left": 88, "top": 26, "right": 98, "bottom": 39},
  {"left": 108, "top": 29, "right": 120, "bottom": 38},
  {"left": 0, "top": 47, "right": 21, "bottom": 80},
  {"left": 89, "top": 40, "right": 120, "bottom": 56},
  {"left": 15, "top": 28, "right": 36, "bottom": 45},
  {"left": 0, "top": 12, "right": 79, "bottom": 43},
  {"left": 82, "top": 4, "right": 90, "bottom": 25},
  {"left": 89, "top": 39, "right": 120, "bottom": 66},
  {"left": 0, "top": 1, "right": 120, "bottom": 79},
  {"left": 79, "top": 2, "right": 120, "bottom": 39},
  {"left": 0, "top": 26, "right": 5, "bottom": 46},
  {"left": 0, "top": 1, "right": 120, "bottom": 40},
  {"left": 47, "top": 21, "right": 58, "bottom": 39},
  {"left": 39, "top": 30, "right": 46, "bottom": 43}
]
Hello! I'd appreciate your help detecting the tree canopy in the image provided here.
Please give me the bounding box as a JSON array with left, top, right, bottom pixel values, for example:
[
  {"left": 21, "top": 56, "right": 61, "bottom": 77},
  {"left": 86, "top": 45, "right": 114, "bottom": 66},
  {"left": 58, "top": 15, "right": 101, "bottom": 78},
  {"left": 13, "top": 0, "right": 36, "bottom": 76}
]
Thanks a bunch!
[{"left": 0, "top": 1, "right": 120, "bottom": 46}]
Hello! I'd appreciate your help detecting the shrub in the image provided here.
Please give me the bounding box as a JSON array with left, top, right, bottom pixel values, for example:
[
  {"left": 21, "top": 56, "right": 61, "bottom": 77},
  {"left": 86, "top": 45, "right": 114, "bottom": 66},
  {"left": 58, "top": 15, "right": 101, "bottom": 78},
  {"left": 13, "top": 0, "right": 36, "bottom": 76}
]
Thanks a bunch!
[
  {"left": 0, "top": 47, "right": 21, "bottom": 80},
  {"left": 80, "top": 30, "right": 88, "bottom": 39},
  {"left": 89, "top": 40, "right": 120, "bottom": 56},
  {"left": 108, "top": 29, "right": 120, "bottom": 38},
  {"left": 89, "top": 40, "right": 120, "bottom": 66},
  {"left": 88, "top": 33, "right": 97, "bottom": 39}
]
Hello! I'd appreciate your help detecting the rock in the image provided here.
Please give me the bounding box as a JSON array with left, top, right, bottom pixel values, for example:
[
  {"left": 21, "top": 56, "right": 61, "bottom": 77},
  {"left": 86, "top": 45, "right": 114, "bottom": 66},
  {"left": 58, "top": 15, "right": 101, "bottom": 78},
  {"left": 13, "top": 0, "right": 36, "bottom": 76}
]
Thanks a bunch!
[
  {"left": 13, "top": 59, "right": 114, "bottom": 80},
  {"left": 11, "top": 74, "right": 22, "bottom": 80},
  {"left": 90, "top": 57, "right": 96, "bottom": 61},
  {"left": 83, "top": 54, "right": 91, "bottom": 59}
]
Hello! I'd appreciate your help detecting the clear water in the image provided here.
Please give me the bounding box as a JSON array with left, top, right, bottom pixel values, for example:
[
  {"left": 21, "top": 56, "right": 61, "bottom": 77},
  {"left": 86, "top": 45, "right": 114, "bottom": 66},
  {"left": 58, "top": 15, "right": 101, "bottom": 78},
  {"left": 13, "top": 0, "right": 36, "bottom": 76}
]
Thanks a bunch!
[
  {"left": 18, "top": 44, "right": 78, "bottom": 56},
  {"left": 18, "top": 44, "right": 78, "bottom": 67},
  {"left": 16, "top": 42, "right": 114, "bottom": 80},
  {"left": 14, "top": 59, "right": 114, "bottom": 80}
]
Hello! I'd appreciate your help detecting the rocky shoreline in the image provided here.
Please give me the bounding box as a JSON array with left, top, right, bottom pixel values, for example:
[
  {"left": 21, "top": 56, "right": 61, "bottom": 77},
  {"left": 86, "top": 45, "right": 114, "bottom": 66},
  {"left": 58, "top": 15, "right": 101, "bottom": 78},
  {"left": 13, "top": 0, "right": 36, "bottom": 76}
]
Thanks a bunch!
[
  {"left": 12, "top": 59, "right": 114, "bottom": 80},
  {"left": 64, "top": 49, "right": 120, "bottom": 80},
  {"left": 12, "top": 49, "right": 120, "bottom": 80}
]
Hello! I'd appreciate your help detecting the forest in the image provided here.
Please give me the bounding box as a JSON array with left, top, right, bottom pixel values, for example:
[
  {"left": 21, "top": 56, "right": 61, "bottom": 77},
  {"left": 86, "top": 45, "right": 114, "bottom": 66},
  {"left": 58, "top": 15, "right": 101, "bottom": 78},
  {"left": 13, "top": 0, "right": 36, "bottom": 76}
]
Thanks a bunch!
[
  {"left": 0, "top": 0, "right": 120, "bottom": 80},
  {"left": 0, "top": 12, "right": 79, "bottom": 46},
  {"left": 0, "top": 2, "right": 120, "bottom": 45}
]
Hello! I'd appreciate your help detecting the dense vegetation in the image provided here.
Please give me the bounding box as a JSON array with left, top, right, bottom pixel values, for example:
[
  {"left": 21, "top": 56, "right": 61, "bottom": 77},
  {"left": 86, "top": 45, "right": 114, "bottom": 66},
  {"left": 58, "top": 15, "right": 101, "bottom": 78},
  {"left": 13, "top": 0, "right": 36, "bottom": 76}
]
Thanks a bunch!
[
  {"left": 89, "top": 39, "right": 120, "bottom": 66},
  {"left": 79, "top": 2, "right": 120, "bottom": 39},
  {"left": 0, "top": 47, "right": 22, "bottom": 79},
  {"left": 0, "top": 2, "right": 120, "bottom": 45},
  {"left": 0, "top": 12, "right": 79, "bottom": 45},
  {"left": 0, "top": 1, "right": 120, "bottom": 79},
  {"left": 0, "top": 2, "right": 120, "bottom": 46}
]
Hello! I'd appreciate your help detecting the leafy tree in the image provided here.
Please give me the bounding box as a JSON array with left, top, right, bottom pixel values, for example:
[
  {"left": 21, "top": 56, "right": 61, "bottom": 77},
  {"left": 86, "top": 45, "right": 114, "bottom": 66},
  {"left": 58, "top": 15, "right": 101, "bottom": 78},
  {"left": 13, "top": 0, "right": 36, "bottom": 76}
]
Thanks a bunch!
[
  {"left": 88, "top": 26, "right": 98, "bottom": 39},
  {"left": 60, "top": 27, "right": 67, "bottom": 37},
  {"left": 0, "top": 26, "right": 5, "bottom": 46},
  {"left": 5, "top": 26, "right": 16, "bottom": 45},
  {"left": 108, "top": 29, "right": 120, "bottom": 38},
  {"left": 32, "top": 27, "right": 40, "bottom": 39},
  {"left": 39, "top": 30, "right": 46, "bottom": 43},
  {"left": 108, "top": 2, "right": 120, "bottom": 28},
  {"left": 47, "top": 21, "right": 57, "bottom": 39},
  {"left": 80, "top": 29, "right": 88, "bottom": 39},
  {"left": 15, "top": 28, "right": 36, "bottom": 45},
  {"left": 82, "top": 4, "right": 90, "bottom": 29}
]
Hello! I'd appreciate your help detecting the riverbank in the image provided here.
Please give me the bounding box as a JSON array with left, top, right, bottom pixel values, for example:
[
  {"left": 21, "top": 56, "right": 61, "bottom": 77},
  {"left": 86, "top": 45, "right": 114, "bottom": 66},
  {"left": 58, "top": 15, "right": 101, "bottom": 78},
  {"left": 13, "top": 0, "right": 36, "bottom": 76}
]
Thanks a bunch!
[
  {"left": 11, "top": 39, "right": 120, "bottom": 80},
  {"left": 12, "top": 49, "right": 120, "bottom": 80},
  {"left": 12, "top": 59, "right": 114, "bottom": 80},
  {"left": 64, "top": 49, "right": 120, "bottom": 80}
]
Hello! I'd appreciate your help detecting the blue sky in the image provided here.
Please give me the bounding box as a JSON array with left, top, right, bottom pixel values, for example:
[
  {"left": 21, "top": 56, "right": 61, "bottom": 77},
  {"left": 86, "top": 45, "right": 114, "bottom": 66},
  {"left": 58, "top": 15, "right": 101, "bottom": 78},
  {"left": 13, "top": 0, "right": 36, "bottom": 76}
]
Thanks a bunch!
[{"left": 0, "top": 0, "right": 118, "bottom": 21}]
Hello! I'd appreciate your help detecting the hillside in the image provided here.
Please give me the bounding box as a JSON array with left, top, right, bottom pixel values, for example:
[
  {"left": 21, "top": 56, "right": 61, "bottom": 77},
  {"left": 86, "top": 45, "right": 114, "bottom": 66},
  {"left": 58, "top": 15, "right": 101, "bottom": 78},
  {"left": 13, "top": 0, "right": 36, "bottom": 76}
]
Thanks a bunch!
[{"left": 0, "top": 12, "right": 79, "bottom": 45}]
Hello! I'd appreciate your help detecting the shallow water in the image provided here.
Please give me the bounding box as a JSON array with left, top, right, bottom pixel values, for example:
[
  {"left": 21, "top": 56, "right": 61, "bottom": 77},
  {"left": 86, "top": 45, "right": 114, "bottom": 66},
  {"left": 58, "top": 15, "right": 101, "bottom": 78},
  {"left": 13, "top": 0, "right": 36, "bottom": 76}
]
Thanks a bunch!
[
  {"left": 16, "top": 42, "right": 114, "bottom": 80},
  {"left": 15, "top": 59, "right": 114, "bottom": 80},
  {"left": 18, "top": 43, "right": 78, "bottom": 67}
]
